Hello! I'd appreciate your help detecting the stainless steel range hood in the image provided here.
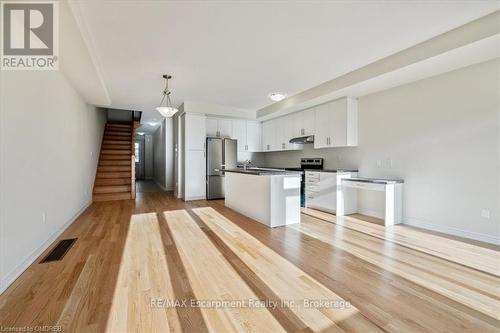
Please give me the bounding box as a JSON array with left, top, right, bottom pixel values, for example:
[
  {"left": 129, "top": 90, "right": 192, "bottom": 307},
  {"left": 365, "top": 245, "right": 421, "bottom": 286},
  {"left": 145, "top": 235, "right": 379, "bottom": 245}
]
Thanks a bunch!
[{"left": 289, "top": 135, "right": 314, "bottom": 144}]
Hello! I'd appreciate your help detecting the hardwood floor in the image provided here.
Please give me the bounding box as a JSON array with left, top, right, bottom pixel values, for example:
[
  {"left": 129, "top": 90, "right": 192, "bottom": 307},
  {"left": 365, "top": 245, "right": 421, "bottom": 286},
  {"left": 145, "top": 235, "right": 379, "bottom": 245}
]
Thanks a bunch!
[{"left": 0, "top": 192, "right": 498, "bottom": 332}]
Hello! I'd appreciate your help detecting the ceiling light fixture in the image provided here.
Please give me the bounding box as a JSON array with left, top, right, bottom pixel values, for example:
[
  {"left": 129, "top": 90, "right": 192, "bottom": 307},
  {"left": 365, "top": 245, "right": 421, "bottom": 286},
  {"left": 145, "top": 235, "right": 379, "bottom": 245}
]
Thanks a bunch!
[
  {"left": 268, "top": 92, "right": 287, "bottom": 102},
  {"left": 156, "top": 74, "right": 179, "bottom": 117}
]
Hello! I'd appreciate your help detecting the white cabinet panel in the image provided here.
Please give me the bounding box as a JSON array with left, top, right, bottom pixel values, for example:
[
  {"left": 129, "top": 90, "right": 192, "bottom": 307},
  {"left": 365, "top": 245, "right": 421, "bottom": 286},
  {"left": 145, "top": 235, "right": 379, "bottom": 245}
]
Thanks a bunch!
[
  {"left": 232, "top": 120, "right": 246, "bottom": 152},
  {"left": 314, "top": 104, "right": 330, "bottom": 149},
  {"left": 218, "top": 119, "right": 233, "bottom": 137},
  {"left": 302, "top": 110, "right": 315, "bottom": 136},
  {"left": 205, "top": 118, "right": 218, "bottom": 137},
  {"left": 292, "top": 110, "right": 315, "bottom": 137},
  {"left": 206, "top": 117, "right": 233, "bottom": 138},
  {"left": 246, "top": 121, "right": 261, "bottom": 152},
  {"left": 284, "top": 116, "right": 301, "bottom": 150},
  {"left": 314, "top": 97, "right": 357, "bottom": 149},
  {"left": 261, "top": 120, "right": 275, "bottom": 152},
  {"left": 185, "top": 114, "right": 206, "bottom": 151},
  {"left": 185, "top": 150, "right": 206, "bottom": 200}
]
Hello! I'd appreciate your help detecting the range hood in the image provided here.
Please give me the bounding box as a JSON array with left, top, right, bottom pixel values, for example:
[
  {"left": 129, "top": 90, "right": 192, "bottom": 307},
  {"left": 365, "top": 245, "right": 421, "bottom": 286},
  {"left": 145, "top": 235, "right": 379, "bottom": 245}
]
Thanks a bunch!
[{"left": 289, "top": 135, "right": 314, "bottom": 144}]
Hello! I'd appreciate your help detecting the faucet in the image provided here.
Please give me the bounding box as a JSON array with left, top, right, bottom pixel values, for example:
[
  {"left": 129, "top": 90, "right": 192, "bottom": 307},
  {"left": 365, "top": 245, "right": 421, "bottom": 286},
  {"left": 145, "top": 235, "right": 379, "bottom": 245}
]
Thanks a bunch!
[{"left": 243, "top": 159, "right": 252, "bottom": 170}]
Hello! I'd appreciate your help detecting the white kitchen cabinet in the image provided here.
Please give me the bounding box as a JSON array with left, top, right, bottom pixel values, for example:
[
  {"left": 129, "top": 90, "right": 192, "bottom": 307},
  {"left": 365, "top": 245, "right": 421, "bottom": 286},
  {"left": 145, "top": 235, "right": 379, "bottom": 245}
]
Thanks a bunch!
[
  {"left": 232, "top": 120, "right": 247, "bottom": 152},
  {"left": 218, "top": 119, "right": 233, "bottom": 137},
  {"left": 292, "top": 109, "right": 315, "bottom": 137},
  {"left": 314, "top": 97, "right": 358, "bottom": 149},
  {"left": 232, "top": 120, "right": 261, "bottom": 153},
  {"left": 262, "top": 115, "right": 301, "bottom": 152},
  {"left": 261, "top": 120, "right": 275, "bottom": 152},
  {"left": 246, "top": 121, "right": 261, "bottom": 152},
  {"left": 305, "top": 171, "right": 356, "bottom": 214},
  {"left": 206, "top": 117, "right": 233, "bottom": 137},
  {"left": 185, "top": 114, "right": 206, "bottom": 151},
  {"left": 184, "top": 150, "right": 206, "bottom": 200}
]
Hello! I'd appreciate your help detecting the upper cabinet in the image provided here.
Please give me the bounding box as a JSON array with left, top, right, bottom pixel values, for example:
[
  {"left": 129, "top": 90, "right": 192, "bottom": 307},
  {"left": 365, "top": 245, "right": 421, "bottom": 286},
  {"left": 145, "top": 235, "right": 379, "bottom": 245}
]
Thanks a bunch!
[
  {"left": 261, "top": 115, "right": 301, "bottom": 152},
  {"left": 261, "top": 120, "right": 275, "bottom": 152},
  {"left": 246, "top": 121, "right": 261, "bottom": 152},
  {"left": 185, "top": 114, "right": 206, "bottom": 151},
  {"left": 206, "top": 117, "right": 233, "bottom": 137},
  {"left": 206, "top": 117, "right": 261, "bottom": 152},
  {"left": 314, "top": 97, "right": 358, "bottom": 149},
  {"left": 291, "top": 109, "right": 315, "bottom": 137},
  {"left": 233, "top": 120, "right": 261, "bottom": 152}
]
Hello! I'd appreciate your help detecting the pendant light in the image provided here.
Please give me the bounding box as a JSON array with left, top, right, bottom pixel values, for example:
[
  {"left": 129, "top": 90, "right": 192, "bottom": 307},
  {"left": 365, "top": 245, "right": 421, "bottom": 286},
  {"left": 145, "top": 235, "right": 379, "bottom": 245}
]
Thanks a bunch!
[{"left": 156, "top": 74, "right": 178, "bottom": 117}]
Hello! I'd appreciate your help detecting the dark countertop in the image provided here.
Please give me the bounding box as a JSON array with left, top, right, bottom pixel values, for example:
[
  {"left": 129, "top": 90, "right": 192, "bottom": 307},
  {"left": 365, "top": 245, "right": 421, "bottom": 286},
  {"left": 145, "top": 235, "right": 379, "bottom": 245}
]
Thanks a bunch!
[
  {"left": 343, "top": 177, "right": 404, "bottom": 184},
  {"left": 304, "top": 169, "right": 358, "bottom": 173},
  {"left": 223, "top": 168, "right": 303, "bottom": 176}
]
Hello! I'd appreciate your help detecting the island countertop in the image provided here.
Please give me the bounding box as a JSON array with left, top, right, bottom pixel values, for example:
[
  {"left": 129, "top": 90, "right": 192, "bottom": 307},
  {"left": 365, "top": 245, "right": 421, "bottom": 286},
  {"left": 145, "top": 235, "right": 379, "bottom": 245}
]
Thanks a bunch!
[{"left": 221, "top": 168, "right": 302, "bottom": 176}]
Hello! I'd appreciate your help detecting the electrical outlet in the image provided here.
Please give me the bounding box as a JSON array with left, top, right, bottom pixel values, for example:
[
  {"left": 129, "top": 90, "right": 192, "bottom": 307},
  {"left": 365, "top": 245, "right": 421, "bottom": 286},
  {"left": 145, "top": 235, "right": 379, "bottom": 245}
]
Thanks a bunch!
[
  {"left": 481, "top": 209, "right": 490, "bottom": 219},
  {"left": 388, "top": 159, "right": 394, "bottom": 168},
  {"left": 42, "top": 212, "right": 46, "bottom": 224},
  {"left": 376, "top": 159, "right": 382, "bottom": 167}
]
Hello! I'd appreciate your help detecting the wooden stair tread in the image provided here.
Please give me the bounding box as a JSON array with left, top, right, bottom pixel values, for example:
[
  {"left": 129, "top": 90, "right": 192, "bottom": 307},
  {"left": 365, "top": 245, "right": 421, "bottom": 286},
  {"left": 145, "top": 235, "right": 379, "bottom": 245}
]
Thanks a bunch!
[
  {"left": 93, "top": 185, "right": 131, "bottom": 194},
  {"left": 93, "top": 192, "right": 131, "bottom": 202},
  {"left": 94, "top": 122, "right": 134, "bottom": 202},
  {"left": 101, "top": 150, "right": 130, "bottom": 155},
  {"left": 103, "top": 140, "right": 131, "bottom": 145},
  {"left": 100, "top": 155, "right": 130, "bottom": 160},
  {"left": 95, "top": 178, "right": 131, "bottom": 186},
  {"left": 101, "top": 144, "right": 130, "bottom": 150},
  {"left": 97, "top": 172, "right": 130, "bottom": 178},
  {"left": 106, "top": 123, "right": 131, "bottom": 128},
  {"left": 98, "top": 166, "right": 131, "bottom": 172},
  {"left": 99, "top": 160, "right": 131, "bottom": 166}
]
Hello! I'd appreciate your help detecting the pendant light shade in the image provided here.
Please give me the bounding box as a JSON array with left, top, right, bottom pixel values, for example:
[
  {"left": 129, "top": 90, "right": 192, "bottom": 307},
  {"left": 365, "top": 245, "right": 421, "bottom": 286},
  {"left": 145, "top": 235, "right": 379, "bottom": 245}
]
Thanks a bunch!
[{"left": 156, "top": 74, "right": 178, "bottom": 117}]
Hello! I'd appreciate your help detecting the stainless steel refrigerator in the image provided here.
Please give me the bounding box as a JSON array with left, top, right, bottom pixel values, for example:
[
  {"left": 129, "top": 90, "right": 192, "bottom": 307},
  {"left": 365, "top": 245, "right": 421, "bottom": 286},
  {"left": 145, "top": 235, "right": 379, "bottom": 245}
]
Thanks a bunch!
[{"left": 206, "top": 137, "right": 237, "bottom": 199}]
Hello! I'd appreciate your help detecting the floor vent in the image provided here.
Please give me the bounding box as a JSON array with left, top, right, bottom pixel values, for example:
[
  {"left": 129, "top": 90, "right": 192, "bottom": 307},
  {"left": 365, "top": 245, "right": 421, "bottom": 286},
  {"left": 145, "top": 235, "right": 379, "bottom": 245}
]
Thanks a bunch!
[{"left": 40, "top": 238, "right": 77, "bottom": 263}]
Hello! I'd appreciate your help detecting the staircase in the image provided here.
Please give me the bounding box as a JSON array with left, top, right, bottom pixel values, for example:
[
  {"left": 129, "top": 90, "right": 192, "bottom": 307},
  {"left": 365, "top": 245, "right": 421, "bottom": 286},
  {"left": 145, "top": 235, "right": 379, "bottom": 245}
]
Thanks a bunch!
[{"left": 93, "top": 122, "right": 136, "bottom": 202}]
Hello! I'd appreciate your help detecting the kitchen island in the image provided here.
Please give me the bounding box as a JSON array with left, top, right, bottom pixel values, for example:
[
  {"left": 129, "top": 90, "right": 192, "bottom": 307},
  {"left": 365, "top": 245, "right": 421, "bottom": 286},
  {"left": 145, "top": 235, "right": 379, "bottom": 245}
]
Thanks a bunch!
[{"left": 223, "top": 168, "right": 302, "bottom": 227}]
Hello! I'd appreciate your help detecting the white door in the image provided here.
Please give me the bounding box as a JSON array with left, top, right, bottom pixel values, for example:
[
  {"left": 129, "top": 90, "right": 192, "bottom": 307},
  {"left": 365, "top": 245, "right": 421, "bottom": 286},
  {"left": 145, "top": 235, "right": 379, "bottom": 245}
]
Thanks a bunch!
[
  {"left": 186, "top": 114, "right": 206, "bottom": 151},
  {"left": 232, "top": 120, "right": 246, "bottom": 152},
  {"left": 185, "top": 150, "right": 206, "bottom": 200},
  {"left": 246, "top": 121, "right": 261, "bottom": 152},
  {"left": 206, "top": 118, "right": 218, "bottom": 137},
  {"left": 218, "top": 119, "right": 233, "bottom": 137}
]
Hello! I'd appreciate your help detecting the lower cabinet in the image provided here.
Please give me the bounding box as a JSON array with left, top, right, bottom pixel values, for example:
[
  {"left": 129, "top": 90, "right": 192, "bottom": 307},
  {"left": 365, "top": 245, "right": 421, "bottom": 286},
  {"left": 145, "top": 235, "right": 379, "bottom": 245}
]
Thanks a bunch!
[
  {"left": 305, "top": 172, "right": 337, "bottom": 214},
  {"left": 305, "top": 171, "right": 356, "bottom": 214}
]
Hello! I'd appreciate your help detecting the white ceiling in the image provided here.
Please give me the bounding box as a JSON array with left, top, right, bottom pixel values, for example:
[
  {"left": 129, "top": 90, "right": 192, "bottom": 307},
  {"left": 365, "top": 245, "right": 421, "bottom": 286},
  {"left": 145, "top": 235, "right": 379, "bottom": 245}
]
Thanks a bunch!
[{"left": 75, "top": 0, "right": 499, "bottom": 118}]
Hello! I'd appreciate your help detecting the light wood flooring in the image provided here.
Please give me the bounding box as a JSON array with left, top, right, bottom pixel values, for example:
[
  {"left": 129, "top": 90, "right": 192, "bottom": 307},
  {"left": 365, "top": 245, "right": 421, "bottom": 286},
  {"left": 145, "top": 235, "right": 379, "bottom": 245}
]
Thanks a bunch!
[{"left": 0, "top": 192, "right": 499, "bottom": 332}]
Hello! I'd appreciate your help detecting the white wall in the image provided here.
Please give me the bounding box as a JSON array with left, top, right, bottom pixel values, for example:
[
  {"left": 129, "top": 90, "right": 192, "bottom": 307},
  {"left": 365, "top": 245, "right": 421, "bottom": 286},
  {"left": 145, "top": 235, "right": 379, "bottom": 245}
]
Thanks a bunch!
[
  {"left": 263, "top": 59, "right": 500, "bottom": 244},
  {"left": 144, "top": 135, "right": 154, "bottom": 180},
  {"left": 153, "top": 118, "right": 175, "bottom": 190},
  {"left": 0, "top": 70, "right": 106, "bottom": 293}
]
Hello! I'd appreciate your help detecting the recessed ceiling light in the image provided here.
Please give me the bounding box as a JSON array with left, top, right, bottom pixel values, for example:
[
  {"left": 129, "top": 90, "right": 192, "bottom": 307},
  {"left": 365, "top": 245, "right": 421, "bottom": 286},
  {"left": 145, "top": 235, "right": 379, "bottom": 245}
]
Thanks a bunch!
[
  {"left": 268, "top": 92, "right": 287, "bottom": 102},
  {"left": 137, "top": 132, "right": 145, "bottom": 135},
  {"left": 148, "top": 122, "right": 158, "bottom": 126}
]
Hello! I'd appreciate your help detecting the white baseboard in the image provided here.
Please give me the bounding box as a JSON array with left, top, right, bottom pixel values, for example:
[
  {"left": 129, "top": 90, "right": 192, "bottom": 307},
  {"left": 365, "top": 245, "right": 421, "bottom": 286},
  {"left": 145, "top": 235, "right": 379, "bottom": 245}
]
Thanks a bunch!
[
  {"left": 184, "top": 195, "right": 206, "bottom": 201},
  {"left": 404, "top": 217, "right": 500, "bottom": 245},
  {"left": 0, "top": 201, "right": 92, "bottom": 295}
]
